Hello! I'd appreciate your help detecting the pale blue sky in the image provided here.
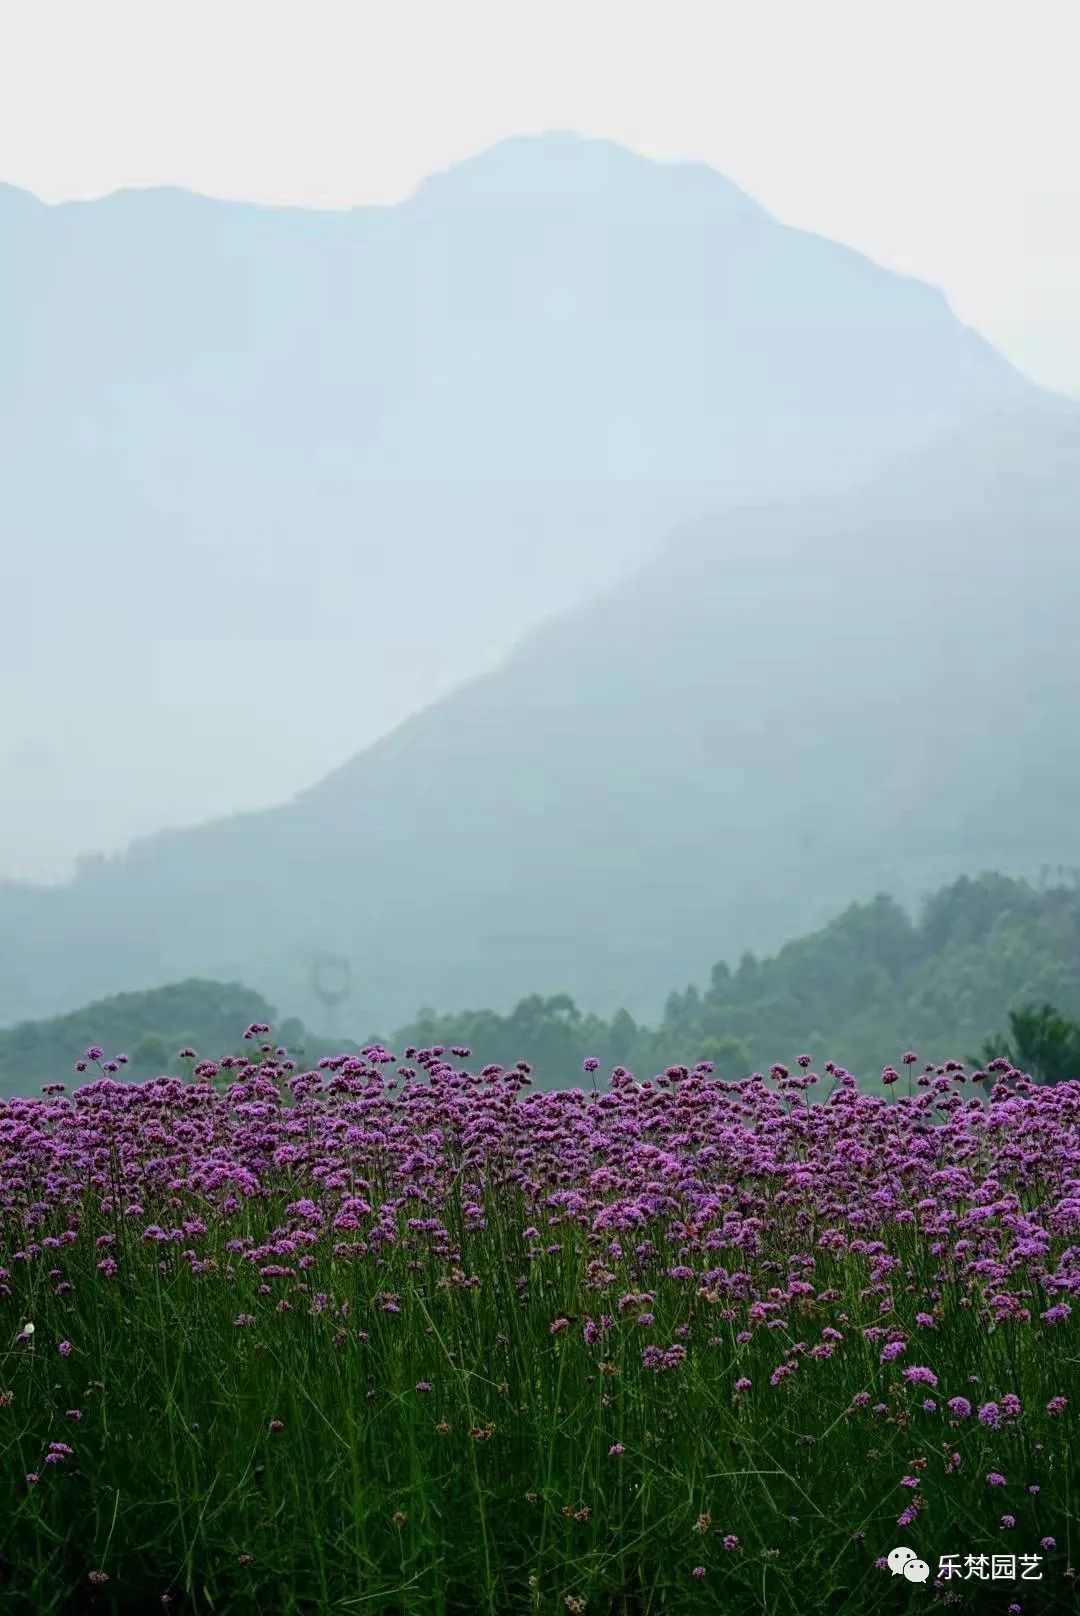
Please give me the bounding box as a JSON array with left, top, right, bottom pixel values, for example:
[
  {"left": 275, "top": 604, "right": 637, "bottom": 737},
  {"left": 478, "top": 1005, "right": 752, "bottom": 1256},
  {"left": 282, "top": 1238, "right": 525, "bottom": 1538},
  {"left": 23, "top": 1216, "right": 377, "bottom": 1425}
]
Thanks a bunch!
[{"left": 1, "top": 0, "right": 1078, "bottom": 395}]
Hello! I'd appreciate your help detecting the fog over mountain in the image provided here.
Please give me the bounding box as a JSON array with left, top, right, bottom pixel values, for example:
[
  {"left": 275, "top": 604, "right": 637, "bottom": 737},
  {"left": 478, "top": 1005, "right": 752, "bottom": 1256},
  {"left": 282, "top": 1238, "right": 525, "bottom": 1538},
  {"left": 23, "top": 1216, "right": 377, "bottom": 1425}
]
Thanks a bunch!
[
  {"left": 1, "top": 132, "right": 1040, "bottom": 883},
  {"left": 2, "top": 395, "right": 1077, "bottom": 1034}
]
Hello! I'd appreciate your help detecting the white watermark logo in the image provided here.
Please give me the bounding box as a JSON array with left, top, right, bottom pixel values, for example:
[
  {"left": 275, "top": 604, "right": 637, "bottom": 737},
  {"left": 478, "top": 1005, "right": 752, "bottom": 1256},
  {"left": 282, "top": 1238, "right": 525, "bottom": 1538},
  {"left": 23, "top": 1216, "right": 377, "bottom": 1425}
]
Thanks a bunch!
[
  {"left": 888, "top": 1546, "right": 930, "bottom": 1583},
  {"left": 888, "top": 1546, "right": 1044, "bottom": 1584}
]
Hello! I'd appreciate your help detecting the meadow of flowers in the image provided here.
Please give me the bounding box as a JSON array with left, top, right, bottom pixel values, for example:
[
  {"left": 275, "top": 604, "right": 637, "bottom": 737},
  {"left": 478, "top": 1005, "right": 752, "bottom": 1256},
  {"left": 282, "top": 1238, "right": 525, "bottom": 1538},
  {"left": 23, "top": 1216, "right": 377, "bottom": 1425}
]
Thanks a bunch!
[{"left": 0, "top": 1030, "right": 1077, "bottom": 1614}]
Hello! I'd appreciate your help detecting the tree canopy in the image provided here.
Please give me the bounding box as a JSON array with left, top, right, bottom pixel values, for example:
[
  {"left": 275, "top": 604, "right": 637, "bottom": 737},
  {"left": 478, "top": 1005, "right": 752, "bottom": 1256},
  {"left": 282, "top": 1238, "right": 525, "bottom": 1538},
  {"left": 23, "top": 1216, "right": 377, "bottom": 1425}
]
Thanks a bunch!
[{"left": 3, "top": 872, "right": 1079, "bottom": 1097}]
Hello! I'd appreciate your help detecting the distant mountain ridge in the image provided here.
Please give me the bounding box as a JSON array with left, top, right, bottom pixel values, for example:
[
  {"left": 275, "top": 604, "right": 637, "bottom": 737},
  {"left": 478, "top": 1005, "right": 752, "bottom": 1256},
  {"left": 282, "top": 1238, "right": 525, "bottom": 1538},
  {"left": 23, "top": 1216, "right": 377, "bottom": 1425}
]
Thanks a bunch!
[
  {"left": 2, "top": 398, "right": 1078, "bottom": 1033},
  {"left": 0, "top": 132, "right": 1046, "bottom": 881},
  {"left": 1, "top": 133, "right": 1037, "bottom": 482}
]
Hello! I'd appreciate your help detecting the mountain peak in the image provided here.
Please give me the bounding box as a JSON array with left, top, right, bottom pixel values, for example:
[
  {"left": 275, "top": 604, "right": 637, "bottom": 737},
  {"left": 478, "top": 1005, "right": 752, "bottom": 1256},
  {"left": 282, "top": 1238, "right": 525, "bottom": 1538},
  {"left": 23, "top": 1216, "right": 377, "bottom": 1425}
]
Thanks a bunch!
[
  {"left": 0, "top": 130, "right": 1049, "bottom": 913},
  {"left": 410, "top": 131, "right": 768, "bottom": 219}
]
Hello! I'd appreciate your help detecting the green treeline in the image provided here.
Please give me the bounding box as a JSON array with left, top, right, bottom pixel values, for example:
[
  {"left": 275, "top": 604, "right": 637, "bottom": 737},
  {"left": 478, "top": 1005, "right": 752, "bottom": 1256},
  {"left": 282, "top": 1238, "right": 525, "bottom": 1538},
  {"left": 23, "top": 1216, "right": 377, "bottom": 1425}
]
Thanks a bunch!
[
  {"left": 383, "top": 872, "right": 1080, "bottom": 1087},
  {"left": 0, "top": 981, "right": 306, "bottom": 1098},
  {"left": 2, "top": 871, "right": 1079, "bottom": 1098}
]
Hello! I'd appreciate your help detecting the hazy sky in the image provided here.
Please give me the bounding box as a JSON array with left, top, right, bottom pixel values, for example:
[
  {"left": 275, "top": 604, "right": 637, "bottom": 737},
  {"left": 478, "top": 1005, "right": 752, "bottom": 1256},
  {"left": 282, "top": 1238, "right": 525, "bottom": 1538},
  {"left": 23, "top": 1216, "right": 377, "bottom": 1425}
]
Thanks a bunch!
[{"left": 2, "top": 0, "right": 1079, "bottom": 395}]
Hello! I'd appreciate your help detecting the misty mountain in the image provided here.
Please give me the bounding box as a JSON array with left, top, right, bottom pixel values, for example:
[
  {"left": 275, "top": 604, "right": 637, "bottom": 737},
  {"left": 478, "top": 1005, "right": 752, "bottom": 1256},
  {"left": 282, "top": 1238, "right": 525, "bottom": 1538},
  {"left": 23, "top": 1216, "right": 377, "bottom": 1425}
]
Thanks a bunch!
[
  {"left": 0, "top": 132, "right": 1040, "bottom": 880},
  {"left": 2, "top": 400, "right": 1077, "bottom": 1033}
]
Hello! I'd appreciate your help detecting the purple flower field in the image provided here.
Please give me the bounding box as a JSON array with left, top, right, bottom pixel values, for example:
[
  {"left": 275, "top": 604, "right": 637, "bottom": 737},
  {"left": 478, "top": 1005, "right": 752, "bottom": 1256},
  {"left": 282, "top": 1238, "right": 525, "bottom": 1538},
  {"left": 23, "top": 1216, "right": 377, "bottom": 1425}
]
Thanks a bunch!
[{"left": 0, "top": 1031, "right": 1077, "bottom": 1613}]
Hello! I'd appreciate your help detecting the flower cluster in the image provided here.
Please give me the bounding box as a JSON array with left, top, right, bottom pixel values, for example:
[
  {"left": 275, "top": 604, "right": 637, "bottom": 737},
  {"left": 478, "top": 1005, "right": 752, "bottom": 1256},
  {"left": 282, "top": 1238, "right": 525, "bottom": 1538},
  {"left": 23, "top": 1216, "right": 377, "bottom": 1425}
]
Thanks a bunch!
[{"left": 0, "top": 1035, "right": 1076, "bottom": 1609}]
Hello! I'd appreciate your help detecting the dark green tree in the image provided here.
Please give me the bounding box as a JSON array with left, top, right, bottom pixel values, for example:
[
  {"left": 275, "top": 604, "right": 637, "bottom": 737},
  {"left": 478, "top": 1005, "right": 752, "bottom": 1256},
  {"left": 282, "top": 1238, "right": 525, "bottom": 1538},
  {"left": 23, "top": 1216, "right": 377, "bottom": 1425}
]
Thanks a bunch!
[{"left": 972, "top": 1001, "right": 1080, "bottom": 1084}]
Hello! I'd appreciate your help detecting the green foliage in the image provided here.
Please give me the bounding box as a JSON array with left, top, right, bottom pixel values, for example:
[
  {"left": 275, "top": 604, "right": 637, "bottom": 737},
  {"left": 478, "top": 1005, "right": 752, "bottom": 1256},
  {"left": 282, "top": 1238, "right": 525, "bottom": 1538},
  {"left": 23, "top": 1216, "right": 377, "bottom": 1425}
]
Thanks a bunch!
[
  {"left": 1, "top": 1141, "right": 1074, "bottom": 1613},
  {"left": 378, "top": 873, "right": 1080, "bottom": 1090},
  {"left": 972, "top": 1001, "right": 1080, "bottom": 1085},
  {"left": 0, "top": 981, "right": 297, "bottom": 1097},
  {"left": 5, "top": 872, "right": 1080, "bottom": 1098}
]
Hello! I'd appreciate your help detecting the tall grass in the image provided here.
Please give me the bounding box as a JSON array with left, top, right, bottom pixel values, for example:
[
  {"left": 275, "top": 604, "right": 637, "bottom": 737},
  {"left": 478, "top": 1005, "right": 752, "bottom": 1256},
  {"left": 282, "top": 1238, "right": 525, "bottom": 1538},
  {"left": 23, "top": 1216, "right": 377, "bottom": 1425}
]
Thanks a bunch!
[{"left": 0, "top": 1038, "right": 1076, "bottom": 1612}]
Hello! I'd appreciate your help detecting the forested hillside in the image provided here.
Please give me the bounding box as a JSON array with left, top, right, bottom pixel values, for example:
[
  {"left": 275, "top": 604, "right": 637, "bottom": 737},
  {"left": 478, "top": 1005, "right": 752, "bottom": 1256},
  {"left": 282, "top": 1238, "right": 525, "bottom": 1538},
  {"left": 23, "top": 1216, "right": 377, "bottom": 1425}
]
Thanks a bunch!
[
  {"left": 384, "top": 871, "right": 1080, "bottom": 1085},
  {"left": 4, "top": 871, "right": 1078, "bottom": 1096},
  {"left": 0, "top": 981, "right": 316, "bottom": 1097}
]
